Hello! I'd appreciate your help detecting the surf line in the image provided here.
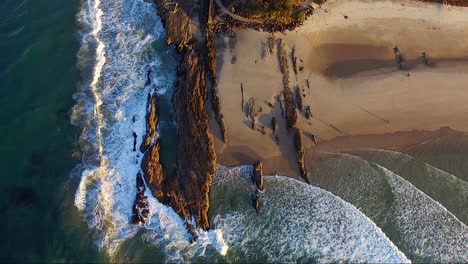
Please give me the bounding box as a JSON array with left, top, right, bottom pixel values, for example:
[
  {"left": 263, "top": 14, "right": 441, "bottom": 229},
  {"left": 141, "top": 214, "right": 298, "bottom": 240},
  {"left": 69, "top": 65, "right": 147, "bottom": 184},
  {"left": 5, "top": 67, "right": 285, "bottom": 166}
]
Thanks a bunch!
[
  {"left": 90, "top": 0, "right": 106, "bottom": 166},
  {"left": 75, "top": 0, "right": 107, "bottom": 212}
]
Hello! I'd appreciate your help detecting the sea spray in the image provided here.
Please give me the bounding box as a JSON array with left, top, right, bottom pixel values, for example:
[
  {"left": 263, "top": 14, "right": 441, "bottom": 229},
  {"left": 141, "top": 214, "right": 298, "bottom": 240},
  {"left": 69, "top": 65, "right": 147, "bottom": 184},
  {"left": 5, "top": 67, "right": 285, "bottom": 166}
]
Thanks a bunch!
[
  {"left": 71, "top": 0, "right": 227, "bottom": 260},
  {"left": 210, "top": 165, "right": 410, "bottom": 263}
]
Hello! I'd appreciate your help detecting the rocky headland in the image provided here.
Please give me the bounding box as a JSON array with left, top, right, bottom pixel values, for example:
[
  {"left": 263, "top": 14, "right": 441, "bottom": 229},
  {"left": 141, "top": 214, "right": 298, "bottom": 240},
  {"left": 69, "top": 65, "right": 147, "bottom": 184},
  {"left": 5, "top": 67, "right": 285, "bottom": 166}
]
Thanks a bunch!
[{"left": 133, "top": 0, "right": 468, "bottom": 241}]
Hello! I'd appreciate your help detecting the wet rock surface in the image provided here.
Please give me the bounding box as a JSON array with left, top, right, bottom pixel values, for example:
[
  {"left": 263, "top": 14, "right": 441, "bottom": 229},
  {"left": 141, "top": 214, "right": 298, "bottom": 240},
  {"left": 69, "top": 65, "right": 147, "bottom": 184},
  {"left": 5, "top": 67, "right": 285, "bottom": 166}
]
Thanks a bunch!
[
  {"left": 132, "top": 172, "right": 150, "bottom": 225},
  {"left": 140, "top": 0, "right": 217, "bottom": 239},
  {"left": 252, "top": 161, "right": 264, "bottom": 191},
  {"left": 293, "top": 128, "right": 309, "bottom": 183}
]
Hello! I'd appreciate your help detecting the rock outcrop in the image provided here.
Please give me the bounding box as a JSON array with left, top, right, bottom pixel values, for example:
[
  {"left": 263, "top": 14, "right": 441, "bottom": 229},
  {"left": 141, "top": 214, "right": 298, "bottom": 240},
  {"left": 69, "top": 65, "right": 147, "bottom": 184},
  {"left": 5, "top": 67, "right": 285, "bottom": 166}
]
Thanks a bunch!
[
  {"left": 141, "top": 0, "right": 217, "bottom": 240},
  {"left": 295, "top": 85, "right": 303, "bottom": 111},
  {"left": 132, "top": 91, "right": 163, "bottom": 225},
  {"left": 132, "top": 172, "right": 150, "bottom": 224},
  {"left": 271, "top": 117, "right": 279, "bottom": 135},
  {"left": 252, "top": 161, "right": 264, "bottom": 191},
  {"left": 293, "top": 128, "right": 309, "bottom": 183},
  {"left": 154, "top": 1, "right": 192, "bottom": 49},
  {"left": 277, "top": 39, "right": 297, "bottom": 129},
  {"left": 140, "top": 92, "right": 158, "bottom": 153},
  {"left": 305, "top": 106, "right": 312, "bottom": 119},
  {"left": 252, "top": 190, "right": 260, "bottom": 212}
]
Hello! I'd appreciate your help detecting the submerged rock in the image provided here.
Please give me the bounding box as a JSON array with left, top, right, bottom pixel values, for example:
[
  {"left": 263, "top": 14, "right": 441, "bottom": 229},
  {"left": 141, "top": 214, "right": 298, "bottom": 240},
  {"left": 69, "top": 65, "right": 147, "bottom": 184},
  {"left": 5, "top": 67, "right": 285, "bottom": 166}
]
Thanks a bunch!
[{"left": 252, "top": 191, "right": 261, "bottom": 212}]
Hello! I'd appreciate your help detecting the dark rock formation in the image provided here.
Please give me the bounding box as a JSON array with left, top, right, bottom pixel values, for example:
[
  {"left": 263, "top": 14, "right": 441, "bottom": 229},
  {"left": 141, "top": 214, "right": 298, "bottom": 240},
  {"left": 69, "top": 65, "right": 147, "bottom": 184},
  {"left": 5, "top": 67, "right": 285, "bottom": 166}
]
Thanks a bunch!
[
  {"left": 141, "top": 139, "right": 165, "bottom": 198},
  {"left": 271, "top": 117, "right": 279, "bottom": 135},
  {"left": 211, "top": 87, "right": 227, "bottom": 143},
  {"left": 140, "top": 92, "right": 158, "bottom": 153},
  {"left": 252, "top": 190, "right": 260, "bottom": 212},
  {"left": 132, "top": 132, "right": 137, "bottom": 152},
  {"left": 295, "top": 85, "right": 303, "bottom": 111},
  {"left": 277, "top": 39, "right": 297, "bottom": 129},
  {"left": 132, "top": 172, "right": 150, "bottom": 224},
  {"left": 293, "top": 128, "right": 309, "bottom": 183},
  {"left": 305, "top": 106, "right": 312, "bottom": 119},
  {"left": 132, "top": 90, "right": 162, "bottom": 225},
  {"left": 252, "top": 161, "right": 264, "bottom": 190},
  {"left": 154, "top": 1, "right": 192, "bottom": 50},
  {"left": 146, "top": 68, "right": 152, "bottom": 86},
  {"left": 207, "top": 22, "right": 227, "bottom": 143},
  {"left": 169, "top": 46, "right": 217, "bottom": 235},
  {"left": 147, "top": 0, "right": 217, "bottom": 239},
  {"left": 291, "top": 45, "right": 298, "bottom": 75}
]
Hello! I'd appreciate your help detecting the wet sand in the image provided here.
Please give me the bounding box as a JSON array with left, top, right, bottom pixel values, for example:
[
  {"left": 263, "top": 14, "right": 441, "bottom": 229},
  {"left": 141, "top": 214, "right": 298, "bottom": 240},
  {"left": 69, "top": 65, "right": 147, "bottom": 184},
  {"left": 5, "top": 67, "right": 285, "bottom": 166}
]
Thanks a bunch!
[{"left": 211, "top": 0, "right": 468, "bottom": 178}]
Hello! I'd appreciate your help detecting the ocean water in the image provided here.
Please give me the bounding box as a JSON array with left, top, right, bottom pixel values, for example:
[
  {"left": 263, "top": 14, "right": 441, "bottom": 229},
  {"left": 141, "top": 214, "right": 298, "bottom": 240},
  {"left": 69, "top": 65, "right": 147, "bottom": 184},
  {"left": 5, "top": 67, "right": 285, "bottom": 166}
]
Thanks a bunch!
[{"left": 2, "top": 0, "right": 468, "bottom": 262}]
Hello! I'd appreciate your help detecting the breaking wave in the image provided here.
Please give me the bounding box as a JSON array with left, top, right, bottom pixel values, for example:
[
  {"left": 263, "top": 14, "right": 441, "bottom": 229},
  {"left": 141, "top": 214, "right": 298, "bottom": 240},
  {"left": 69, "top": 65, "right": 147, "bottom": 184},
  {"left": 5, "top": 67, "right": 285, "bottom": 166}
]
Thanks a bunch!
[
  {"left": 71, "top": 0, "right": 227, "bottom": 261},
  {"left": 210, "top": 165, "right": 410, "bottom": 263},
  {"left": 309, "top": 151, "right": 468, "bottom": 262}
]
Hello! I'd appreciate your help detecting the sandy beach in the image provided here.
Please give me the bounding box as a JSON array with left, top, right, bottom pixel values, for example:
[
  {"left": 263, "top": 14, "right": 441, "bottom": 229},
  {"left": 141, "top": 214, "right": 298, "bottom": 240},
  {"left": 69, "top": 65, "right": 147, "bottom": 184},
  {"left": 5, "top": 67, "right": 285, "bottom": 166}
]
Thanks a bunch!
[{"left": 211, "top": 0, "right": 468, "bottom": 178}]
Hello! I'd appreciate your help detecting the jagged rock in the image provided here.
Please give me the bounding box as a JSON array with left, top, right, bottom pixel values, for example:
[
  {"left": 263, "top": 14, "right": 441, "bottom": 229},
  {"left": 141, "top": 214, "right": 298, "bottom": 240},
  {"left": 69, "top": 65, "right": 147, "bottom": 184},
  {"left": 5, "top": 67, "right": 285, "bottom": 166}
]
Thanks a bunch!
[
  {"left": 150, "top": 0, "right": 217, "bottom": 238},
  {"left": 132, "top": 132, "right": 137, "bottom": 152},
  {"left": 140, "top": 92, "right": 158, "bottom": 153},
  {"left": 141, "top": 140, "right": 165, "bottom": 199},
  {"left": 252, "top": 161, "right": 264, "bottom": 190},
  {"left": 291, "top": 45, "right": 298, "bottom": 75},
  {"left": 305, "top": 106, "right": 312, "bottom": 119},
  {"left": 131, "top": 172, "right": 150, "bottom": 224},
  {"left": 146, "top": 68, "right": 152, "bottom": 86},
  {"left": 277, "top": 95, "right": 285, "bottom": 118},
  {"left": 267, "top": 34, "right": 275, "bottom": 54},
  {"left": 271, "top": 117, "right": 279, "bottom": 134},
  {"left": 154, "top": 0, "right": 192, "bottom": 49},
  {"left": 277, "top": 39, "right": 297, "bottom": 129},
  {"left": 295, "top": 85, "right": 303, "bottom": 111},
  {"left": 293, "top": 128, "right": 309, "bottom": 184},
  {"left": 219, "top": 115, "right": 227, "bottom": 143},
  {"left": 171, "top": 48, "right": 217, "bottom": 232},
  {"left": 252, "top": 191, "right": 260, "bottom": 212},
  {"left": 211, "top": 87, "right": 227, "bottom": 143}
]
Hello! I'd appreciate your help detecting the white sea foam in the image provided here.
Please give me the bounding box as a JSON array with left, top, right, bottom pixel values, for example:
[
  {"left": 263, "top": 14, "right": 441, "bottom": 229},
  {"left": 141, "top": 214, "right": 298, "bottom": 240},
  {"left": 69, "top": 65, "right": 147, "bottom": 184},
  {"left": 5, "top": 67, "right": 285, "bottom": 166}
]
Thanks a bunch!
[
  {"left": 72, "top": 0, "right": 227, "bottom": 260},
  {"left": 312, "top": 152, "right": 468, "bottom": 262},
  {"left": 377, "top": 164, "right": 468, "bottom": 262},
  {"left": 211, "top": 165, "right": 410, "bottom": 263}
]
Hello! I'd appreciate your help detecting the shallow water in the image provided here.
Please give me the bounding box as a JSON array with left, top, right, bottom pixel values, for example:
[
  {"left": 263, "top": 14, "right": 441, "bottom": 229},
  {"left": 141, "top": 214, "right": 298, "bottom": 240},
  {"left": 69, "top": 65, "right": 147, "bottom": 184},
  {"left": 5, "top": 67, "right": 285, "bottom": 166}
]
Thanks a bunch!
[{"left": 2, "top": 0, "right": 468, "bottom": 262}]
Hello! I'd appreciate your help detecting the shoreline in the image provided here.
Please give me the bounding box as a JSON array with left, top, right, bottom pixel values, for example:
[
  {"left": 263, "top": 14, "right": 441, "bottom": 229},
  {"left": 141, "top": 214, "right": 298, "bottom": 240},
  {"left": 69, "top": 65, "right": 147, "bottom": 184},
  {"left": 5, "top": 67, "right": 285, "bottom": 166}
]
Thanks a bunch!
[{"left": 212, "top": 0, "right": 468, "bottom": 178}]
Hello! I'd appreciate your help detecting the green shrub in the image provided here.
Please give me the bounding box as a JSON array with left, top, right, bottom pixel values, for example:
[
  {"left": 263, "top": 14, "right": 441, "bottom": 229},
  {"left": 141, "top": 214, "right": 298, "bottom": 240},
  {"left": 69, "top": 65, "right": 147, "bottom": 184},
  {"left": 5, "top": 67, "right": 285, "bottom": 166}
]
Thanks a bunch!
[{"left": 242, "top": 0, "right": 302, "bottom": 22}]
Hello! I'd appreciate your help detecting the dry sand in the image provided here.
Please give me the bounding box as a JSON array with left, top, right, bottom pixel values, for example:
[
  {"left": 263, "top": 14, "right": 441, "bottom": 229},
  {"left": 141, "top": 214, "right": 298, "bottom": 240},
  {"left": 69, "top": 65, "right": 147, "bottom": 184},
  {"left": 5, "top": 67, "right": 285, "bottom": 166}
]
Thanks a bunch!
[{"left": 211, "top": 0, "right": 468, "bottom": 178}]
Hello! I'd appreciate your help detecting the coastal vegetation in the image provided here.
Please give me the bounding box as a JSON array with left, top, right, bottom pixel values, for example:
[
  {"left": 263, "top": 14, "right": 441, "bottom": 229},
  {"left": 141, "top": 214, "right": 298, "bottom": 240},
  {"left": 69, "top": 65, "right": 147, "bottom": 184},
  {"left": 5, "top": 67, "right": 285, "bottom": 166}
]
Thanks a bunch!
[{"left": 230, "top": 0, "right": 304, "bottom": 23}]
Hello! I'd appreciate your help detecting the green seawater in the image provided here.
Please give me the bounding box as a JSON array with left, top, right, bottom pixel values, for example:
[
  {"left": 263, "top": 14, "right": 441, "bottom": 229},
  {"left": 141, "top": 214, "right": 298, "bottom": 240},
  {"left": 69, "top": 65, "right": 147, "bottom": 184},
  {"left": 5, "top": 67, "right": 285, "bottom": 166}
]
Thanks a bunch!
[
  {"left": 0, "top": 0, "right": 105, "bottom": 261},
  {"left": 1, "top": 0, "right": 468, "bottom": 262}
]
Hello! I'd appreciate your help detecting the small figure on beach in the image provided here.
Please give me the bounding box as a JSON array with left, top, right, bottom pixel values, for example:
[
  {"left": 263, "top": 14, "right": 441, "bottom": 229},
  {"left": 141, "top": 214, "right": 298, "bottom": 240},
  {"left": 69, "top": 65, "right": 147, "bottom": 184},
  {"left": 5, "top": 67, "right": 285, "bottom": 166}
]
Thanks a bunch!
[
  {"left": 422, "top": 52, "right": 431, "bottom": 66},
  {"left": 393, "top": 45, "right": 400, "bottom": 54}
]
